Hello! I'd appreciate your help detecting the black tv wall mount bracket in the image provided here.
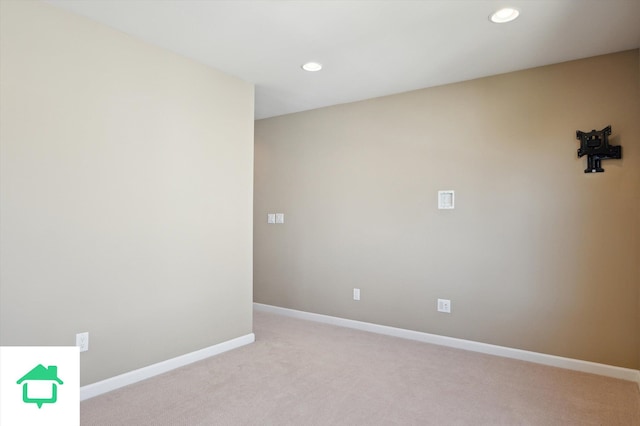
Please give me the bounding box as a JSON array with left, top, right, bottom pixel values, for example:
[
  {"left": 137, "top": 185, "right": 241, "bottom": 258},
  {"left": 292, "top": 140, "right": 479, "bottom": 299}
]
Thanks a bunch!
[{"left": 576, "top": 125, "right": 621, "bottom": 173}]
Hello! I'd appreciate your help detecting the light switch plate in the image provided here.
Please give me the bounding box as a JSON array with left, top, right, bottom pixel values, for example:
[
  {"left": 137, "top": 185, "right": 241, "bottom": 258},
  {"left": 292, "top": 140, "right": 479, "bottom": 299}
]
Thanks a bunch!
[
  {"left": 353, "top": 288, "right": 361, "bottom": 301},
  {"left": 275, "top": 213, "right": 284, "bottom": 224},
  {"left": 438, "top": 190, "right": 455, "bottom": 209},
  {"left": 267, "top": 213, "right": 276, "bottom": 224}
]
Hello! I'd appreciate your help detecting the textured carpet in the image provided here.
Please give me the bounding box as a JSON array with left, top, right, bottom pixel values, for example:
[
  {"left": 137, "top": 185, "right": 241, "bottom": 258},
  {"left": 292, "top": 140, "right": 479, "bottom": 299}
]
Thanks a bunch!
[{"left": 81, "top": 310, "right": 640, "bottom": 425}]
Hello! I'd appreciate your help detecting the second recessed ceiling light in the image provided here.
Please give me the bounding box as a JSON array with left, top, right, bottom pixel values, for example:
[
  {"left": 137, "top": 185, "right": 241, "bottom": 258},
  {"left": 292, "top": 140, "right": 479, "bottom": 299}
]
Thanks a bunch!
[
  {"left": 490, "top": 8, "right": 520, "bottom": 23},
  {"left": 302, "top": 62, "right": 323, "bottom": 72}
]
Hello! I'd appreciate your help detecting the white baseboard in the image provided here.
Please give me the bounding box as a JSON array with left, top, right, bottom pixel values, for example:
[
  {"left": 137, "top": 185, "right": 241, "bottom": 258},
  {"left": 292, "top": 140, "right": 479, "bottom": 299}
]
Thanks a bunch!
[
  {"left": 80, "top": 333, "right": 255, "bottom": 401},
  {"left": 254, "top": 303, "right": 640, "bottom": 386}
]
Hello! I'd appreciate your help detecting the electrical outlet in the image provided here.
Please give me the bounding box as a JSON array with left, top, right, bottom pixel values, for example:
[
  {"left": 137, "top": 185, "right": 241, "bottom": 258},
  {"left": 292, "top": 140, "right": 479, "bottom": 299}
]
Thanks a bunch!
[
  {"left": 353, "top": 288, "right": 360, "bottom": 301},
  {"left": 76, "top": 332, "right": 89, "bottom": 352},
  {"left": 437, "top": 298, "right": 451, "bottom": 313}
]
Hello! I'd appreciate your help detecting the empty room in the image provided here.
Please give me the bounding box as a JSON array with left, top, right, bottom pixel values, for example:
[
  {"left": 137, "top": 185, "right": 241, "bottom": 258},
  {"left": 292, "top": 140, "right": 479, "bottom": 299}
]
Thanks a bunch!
[{"left": 0, "top": 1, "right": 638, "bottom": 425}]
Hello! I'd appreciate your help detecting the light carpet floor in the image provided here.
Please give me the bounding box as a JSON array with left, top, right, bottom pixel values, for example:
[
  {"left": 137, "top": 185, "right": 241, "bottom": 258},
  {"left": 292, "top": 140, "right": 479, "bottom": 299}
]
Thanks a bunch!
[{"left": 81, "top": 309, "right": 640, "bottom": 425}]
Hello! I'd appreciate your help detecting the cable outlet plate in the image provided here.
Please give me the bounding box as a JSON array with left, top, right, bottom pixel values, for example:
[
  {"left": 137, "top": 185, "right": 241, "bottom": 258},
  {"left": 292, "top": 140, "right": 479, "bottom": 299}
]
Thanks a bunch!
[{"left": 437, "top": 299, "right": 451, "bottom": 313}]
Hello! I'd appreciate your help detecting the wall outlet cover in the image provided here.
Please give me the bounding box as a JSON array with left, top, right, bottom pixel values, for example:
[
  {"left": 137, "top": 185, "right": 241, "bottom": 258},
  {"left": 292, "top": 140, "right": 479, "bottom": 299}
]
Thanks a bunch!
[{"left": 76, "top": 332, "right": 89, "bottom": 352}]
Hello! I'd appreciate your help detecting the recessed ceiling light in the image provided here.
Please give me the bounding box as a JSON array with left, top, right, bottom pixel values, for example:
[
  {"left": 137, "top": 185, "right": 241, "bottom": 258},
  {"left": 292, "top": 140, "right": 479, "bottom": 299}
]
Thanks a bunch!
[
  {"left": 490, "top": 8, "right": 520, "bottom": 23},
  {"left": 302, "top": 62, "right": 322, "bottom": 72}
]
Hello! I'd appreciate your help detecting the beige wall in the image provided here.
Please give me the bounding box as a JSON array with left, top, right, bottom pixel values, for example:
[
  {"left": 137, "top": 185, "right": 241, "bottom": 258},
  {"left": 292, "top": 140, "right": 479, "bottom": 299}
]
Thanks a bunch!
[
  {"left": 0, "top": 1, "right": 254, "bottom": 385},
  {"left": 254, "top": 50, "right": 640, "bottom": 369}
]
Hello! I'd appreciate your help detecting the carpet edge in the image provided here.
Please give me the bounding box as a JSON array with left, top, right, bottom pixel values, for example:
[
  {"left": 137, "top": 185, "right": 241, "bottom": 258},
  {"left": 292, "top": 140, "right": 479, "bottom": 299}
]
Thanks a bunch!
[
  {"left": 80, "top": 333, "right": 256, "bottom": 401},
  {"left": 254, "top": 303, "right": 640, "bottom": 386}
]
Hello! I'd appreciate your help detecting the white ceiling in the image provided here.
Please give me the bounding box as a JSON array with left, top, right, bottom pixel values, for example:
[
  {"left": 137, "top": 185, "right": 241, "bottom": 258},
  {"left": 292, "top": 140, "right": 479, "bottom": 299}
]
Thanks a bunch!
[{"left": 47, "top": 1, "right": 640, "bottom": 120}]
